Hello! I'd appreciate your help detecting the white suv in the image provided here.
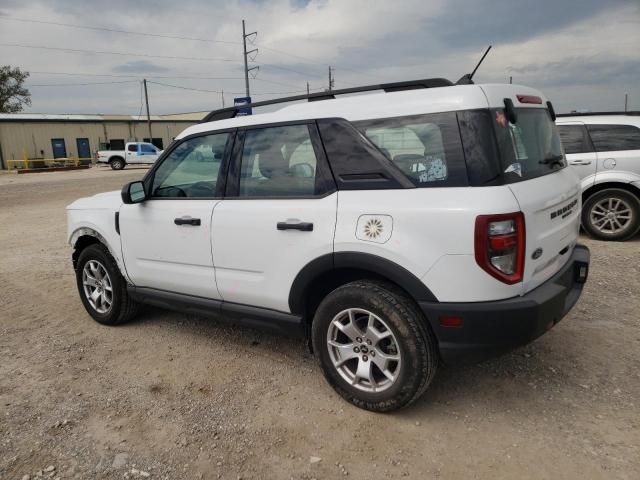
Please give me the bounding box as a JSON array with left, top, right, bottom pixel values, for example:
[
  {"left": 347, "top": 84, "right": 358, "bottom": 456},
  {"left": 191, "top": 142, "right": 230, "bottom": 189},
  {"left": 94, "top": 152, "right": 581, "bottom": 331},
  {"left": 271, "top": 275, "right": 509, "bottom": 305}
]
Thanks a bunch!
[
  {"left": 557, "top": 113, "right": 640, "bottom": 240},
  {"left": 67, "top": 79, "right": 590, "bottom": 412}
]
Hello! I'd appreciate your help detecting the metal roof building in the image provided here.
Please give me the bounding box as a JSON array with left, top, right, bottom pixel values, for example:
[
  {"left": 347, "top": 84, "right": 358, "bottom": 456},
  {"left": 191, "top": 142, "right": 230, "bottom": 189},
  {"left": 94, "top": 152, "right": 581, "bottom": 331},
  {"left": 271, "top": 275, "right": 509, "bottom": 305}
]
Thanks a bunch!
[{"left": 0, "top": 112, "right": 208, "bottom": 169}]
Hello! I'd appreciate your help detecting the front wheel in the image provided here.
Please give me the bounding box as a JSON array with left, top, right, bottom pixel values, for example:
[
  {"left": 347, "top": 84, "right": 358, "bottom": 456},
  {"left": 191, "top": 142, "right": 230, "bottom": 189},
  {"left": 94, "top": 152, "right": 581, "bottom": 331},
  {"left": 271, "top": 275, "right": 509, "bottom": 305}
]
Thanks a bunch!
[
  {"left": 110, "top": 158, "right": 125, "bottom": 170},
  {"left": 312, "top": 281, "right": 438, "bottom": 412},
  {"left": 582, "top": 189, "right": 640, "bottom": 241},
  {"left": 75, "top": 244, "right": 138, "bottom": 325}
]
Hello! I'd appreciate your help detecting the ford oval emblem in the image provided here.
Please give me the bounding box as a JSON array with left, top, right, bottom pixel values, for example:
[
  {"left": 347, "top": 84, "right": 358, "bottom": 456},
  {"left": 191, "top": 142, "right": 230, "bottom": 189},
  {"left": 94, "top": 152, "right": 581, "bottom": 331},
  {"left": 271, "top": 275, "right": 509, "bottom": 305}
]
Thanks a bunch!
[{"left": 532, "top": 248, "right": 543, "bottom": 260}]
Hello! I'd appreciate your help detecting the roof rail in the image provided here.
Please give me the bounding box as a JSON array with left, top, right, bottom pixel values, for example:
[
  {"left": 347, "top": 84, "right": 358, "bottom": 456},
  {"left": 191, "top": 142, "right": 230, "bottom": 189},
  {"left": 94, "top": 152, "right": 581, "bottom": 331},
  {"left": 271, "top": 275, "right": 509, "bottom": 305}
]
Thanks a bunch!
[
  {"left": 557, "top": 111, "right": 640, "bottom": 117},
  {"left": 200, "top": 77, "right": 454, "bottom": 123}
]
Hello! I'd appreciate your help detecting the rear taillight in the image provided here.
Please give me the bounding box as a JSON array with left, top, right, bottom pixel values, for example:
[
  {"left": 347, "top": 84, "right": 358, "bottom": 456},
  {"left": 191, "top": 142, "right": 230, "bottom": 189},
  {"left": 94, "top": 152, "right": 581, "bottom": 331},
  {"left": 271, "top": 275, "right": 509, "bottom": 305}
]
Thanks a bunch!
[{"left": 475, "top": 212, "right": 525, "bottom": 284}]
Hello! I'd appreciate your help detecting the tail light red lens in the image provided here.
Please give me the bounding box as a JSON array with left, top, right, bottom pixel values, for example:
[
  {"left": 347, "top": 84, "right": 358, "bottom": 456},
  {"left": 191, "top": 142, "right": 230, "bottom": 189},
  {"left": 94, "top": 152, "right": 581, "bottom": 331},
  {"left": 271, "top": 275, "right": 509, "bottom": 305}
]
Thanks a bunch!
[{"left": 475, "top": 212, "right": 525, "bottom": 284}]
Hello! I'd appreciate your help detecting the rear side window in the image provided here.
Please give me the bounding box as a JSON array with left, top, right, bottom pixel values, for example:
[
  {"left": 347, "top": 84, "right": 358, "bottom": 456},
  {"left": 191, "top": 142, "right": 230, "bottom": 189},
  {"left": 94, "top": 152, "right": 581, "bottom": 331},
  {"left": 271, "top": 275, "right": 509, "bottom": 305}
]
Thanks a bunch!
[
  {"left": 557, "top": 125, "right": 594, "bottom": 154},
  {"left": 586, "top": 124, "right": 640, "bottom": 152},
  {"left": 492, "top": 108, "right": 565, "bottom": 182},
  {"left": 126, "top": 144, "right": 137, "bottom": 152},
  {"left": 140, "top": 144, "right": 156, "bottom": 153},
  {"left": 238, "top": 124, "right": 332, "bottom": 198},
  {"left": 355, "top": 112, "right": 467, "bottom": 187}
]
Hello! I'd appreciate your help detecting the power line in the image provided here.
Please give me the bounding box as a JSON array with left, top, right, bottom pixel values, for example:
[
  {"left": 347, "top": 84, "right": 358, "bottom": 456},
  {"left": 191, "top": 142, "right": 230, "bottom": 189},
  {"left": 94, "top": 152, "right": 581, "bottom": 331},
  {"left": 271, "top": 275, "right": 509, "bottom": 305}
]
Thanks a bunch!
[
  {"left": 0, "top": 43, "right": 236, "bottom": 62},
  {"left": 0, "top": 16, "right": 241, "bottom": 45},
  {"left": 147, "top": 80, "right": 318, "bottom": 96},
  {"left": 26, "top": 71, "right": 307, "bottom": 89},
  {"left": 0, "top": 14, "right": 362, "bottom": 78},
  {"left": 27, "top": 80, "right": 139, "bottom": 87}
]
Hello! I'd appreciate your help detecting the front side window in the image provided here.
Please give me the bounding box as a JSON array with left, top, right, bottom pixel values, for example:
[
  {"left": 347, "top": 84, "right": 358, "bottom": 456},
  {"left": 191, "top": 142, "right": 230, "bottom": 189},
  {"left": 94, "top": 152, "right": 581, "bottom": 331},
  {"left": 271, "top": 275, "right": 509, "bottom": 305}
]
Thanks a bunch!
[
  {"left": 557, "top": 125, "right": 594, "bottom": 154},
  {"left": 355, "top": 112, "right": 467, "bottom": 187},
  {"left": 238, "top": 124, "right": 328, "bottom": 197},
  {"left": 492, "top": 108, "right": 565, "bottom": 182},
  {"left": 151, "top": 133, "right": 229, "bottom": 198},
  {"left": 586, "top": 124, "right": 640, "bottom": 152}
]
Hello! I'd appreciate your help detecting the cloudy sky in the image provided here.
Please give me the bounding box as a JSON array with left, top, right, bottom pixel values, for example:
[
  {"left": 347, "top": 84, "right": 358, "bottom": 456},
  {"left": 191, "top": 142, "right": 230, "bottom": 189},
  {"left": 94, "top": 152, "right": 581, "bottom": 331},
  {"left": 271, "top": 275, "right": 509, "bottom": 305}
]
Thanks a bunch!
[{"left": 0, "top": 0, "right": 638, "bottom": 115}]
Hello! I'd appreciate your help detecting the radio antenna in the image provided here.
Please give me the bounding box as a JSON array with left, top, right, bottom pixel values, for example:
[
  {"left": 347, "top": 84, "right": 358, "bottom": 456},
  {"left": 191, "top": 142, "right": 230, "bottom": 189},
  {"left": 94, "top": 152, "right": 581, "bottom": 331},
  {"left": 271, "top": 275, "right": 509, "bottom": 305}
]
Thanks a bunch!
[{"left": 456, "top": 45, "right": 492, "bottom": 85}]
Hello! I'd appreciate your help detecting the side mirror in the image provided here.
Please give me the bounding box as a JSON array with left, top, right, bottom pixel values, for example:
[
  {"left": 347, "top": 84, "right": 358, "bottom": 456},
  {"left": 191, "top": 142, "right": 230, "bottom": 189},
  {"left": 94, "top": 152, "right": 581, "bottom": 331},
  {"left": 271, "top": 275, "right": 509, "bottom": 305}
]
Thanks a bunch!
[{"left": 121, "top": 181, "right": 147, "bottom": 204}]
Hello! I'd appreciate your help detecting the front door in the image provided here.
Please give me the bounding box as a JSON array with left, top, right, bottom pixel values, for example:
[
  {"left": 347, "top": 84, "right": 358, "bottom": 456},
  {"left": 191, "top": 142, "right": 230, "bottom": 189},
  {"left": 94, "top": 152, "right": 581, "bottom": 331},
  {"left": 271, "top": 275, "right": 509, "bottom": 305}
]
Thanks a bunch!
[
  {"left": 212, "top": 123, "right": 337, "bottom": 313},
  {"left": 119, "top": 131, "right": 233, "bottom": 299},
  {"left": 556, "top": 122, "right": 598, "bottom": 187},
  {"left": 76, "top": 138, "right": 91, "bottom": 162},
  {"left": 51, "top": 138, "right": 67, "bottom": 159}
]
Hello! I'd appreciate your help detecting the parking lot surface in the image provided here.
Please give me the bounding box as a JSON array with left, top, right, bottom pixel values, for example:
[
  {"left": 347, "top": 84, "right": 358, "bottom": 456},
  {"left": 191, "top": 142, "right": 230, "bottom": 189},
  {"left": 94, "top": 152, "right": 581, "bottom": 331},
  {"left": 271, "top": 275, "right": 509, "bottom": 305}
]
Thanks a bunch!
[{"left": 1, "top": 167, "right": 639, "bottom": 479}]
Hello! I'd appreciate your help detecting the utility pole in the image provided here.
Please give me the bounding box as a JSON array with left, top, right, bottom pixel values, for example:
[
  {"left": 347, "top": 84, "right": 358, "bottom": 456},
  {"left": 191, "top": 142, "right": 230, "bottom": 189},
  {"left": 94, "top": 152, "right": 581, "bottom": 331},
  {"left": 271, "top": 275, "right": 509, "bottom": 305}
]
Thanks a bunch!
[
  {"left": 328, "top": 66, "right": 335, "bottom": 92},
  {"left": 143, "top": 79, "right": 152, "bottom": 143},
  {"left": 221, "top": 89, "right": 225, "bottom": 108},
  {"left": 509, "top": 76, "right": 513, "bottom": 84},
  {"left": 306, "top": 82, "right": 310, "bottom": 96},
  {"left": 625, "top": 93, "right": 628, "bottom": 112},
  {"left": 242, "top": 20, "right": 258, "bottom": 98}
]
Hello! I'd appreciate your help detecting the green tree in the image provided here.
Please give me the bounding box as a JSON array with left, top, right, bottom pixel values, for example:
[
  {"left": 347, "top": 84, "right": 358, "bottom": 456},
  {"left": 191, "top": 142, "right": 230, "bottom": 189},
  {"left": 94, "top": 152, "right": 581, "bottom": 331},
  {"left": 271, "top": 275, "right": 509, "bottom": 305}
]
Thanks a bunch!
[{"left": 0, "top": 66, "right": 31, "bottom": 113}]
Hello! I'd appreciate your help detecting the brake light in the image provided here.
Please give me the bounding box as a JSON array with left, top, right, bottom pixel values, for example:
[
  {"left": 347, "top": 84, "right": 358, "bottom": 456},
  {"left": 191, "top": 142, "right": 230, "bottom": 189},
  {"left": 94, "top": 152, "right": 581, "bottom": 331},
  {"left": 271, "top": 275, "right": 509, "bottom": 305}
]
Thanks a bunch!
[
  {"left": 475, "top": 212, "right": 525, "bottom": 284},
  {"left": 516, "top": 94, "right": 542, "bottom": 104}
]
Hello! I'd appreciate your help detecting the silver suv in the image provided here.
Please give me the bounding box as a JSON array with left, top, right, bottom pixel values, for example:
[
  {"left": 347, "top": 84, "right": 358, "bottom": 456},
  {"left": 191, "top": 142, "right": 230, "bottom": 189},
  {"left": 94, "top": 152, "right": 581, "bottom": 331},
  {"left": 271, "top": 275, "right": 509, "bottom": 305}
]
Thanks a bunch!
[{"left": 557, "top": 112, "right": 640, "bottom": 240}]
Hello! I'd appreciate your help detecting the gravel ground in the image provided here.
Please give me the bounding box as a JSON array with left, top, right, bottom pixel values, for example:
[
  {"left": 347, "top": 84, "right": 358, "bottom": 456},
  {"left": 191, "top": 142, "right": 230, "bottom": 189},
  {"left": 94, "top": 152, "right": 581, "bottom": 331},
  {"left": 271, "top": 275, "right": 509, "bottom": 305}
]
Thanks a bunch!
[{"left": 1, "top": 167, "right": 639, "bottom": 480}]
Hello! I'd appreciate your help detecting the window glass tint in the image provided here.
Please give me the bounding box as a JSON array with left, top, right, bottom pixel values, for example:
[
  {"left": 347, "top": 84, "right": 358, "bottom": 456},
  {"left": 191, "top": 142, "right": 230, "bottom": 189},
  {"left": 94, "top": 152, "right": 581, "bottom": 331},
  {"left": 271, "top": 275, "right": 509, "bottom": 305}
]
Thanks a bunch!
[
  {"left": 355, "top": 112, "right": 468, "bottom": 187},
  {"left": 239, "top": 125, "right": 325, "bottom": 197},
  {"left": 587, "top": 124, "right": 640, "bottom": 152},
  {"left": 152, "top": 133, "right": 229, "bottom": 198},
  {"left": 457, "top": 110, "right": 501, "bottom": 185},
  {"left": 127, "top": 144, "right": 137, "bottom": 152},
  {"left": 492, "top": 108, "right": 565, "bottom": 182},
  {"left": 140, "top": 143, "right": 156, "bottom": 153},
  {"left": 557, "top": 125, "right": 593, "bottom": 154}
]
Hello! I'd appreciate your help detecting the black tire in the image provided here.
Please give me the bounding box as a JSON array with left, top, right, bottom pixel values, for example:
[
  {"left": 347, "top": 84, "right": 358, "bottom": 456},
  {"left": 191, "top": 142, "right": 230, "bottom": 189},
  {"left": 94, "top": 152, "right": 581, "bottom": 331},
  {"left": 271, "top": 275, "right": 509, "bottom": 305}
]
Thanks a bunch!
[
  {"left": 582, "top": 188, "right": 640, "bottom": 241},
  {"left": 312, "top": 280, "right": 438, "bottom": 412},
  {"left": 109, "top": 157, "right": 125, "bottom": 170},
  {"left": 75, "top": 243, "right": 138, "bottom": 325}
]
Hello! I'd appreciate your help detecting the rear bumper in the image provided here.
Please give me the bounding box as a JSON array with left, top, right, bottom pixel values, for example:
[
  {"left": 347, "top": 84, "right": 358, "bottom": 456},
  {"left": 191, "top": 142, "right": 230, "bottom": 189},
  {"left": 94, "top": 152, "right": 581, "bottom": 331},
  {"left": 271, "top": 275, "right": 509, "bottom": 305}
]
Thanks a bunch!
[{"left": 420, "top": 244, "right": 590, "bottom": 364}]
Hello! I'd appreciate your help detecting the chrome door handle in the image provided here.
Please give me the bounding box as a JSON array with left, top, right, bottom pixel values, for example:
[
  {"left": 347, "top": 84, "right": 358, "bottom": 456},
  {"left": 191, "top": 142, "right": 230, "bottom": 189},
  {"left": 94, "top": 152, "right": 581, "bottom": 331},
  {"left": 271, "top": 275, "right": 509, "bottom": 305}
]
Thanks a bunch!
[{"left": 568, "top": 159, "right": 591, "bottom": 165}]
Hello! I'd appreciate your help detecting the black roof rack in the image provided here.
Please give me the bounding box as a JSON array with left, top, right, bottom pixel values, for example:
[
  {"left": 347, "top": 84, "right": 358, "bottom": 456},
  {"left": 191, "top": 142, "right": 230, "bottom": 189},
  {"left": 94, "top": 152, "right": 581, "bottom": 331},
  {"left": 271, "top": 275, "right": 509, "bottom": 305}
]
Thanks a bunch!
[
  {"left": 200, "top": 77, "right": 454, "bottom": 123},
  {"left": 557, "top": 111, "right": 640, "bottom": 117}
]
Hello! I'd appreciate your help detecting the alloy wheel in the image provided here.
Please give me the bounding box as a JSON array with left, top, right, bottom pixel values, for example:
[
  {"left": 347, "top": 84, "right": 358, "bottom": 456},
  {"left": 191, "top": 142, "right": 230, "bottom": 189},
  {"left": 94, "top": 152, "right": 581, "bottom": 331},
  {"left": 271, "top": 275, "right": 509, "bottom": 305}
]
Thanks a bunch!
[
  {"left": 326, "top": 308, "right": 401, "bottom": 393},
  {"left": 590, "top": 197, "right": 633, "bottom": 235},
  {"left": 82, "top": 260, "right": 113, "bottom": 314}
]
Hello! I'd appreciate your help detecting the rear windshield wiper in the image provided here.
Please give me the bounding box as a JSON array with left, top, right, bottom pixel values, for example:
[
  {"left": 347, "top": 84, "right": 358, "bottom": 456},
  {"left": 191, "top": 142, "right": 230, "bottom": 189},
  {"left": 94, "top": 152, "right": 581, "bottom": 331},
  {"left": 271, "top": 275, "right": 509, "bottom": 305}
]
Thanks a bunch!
[{"left": 539, "top": 154, "right": 564, "bottom": 167}]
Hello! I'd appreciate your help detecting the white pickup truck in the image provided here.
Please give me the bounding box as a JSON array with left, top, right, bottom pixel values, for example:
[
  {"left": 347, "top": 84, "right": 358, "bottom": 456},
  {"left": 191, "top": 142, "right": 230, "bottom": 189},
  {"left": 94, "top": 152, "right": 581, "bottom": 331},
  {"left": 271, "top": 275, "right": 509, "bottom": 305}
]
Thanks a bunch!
[{"left": 97, "top": 142, "right": 162, "bottom": 170}]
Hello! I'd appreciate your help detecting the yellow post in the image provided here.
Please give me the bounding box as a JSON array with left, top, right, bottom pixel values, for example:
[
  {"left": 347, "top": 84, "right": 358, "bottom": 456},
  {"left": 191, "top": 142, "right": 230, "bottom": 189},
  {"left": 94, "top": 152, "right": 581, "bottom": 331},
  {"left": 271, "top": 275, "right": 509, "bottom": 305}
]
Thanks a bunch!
[{"left": 23, "top": 149, "right": 28, "bottom": 170}]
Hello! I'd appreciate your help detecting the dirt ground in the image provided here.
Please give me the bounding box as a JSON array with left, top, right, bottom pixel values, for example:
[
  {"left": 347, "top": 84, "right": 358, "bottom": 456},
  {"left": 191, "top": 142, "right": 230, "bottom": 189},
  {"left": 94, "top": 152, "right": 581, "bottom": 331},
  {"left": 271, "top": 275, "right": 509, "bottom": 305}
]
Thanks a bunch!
[{"left": 1, "top": 167, "right": 639, "bottom": 480}]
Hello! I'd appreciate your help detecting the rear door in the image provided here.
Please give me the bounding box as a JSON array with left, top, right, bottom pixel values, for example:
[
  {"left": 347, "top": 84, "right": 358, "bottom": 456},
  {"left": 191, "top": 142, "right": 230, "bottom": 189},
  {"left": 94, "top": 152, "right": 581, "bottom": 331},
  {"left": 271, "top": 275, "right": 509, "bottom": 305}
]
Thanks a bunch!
[
  {"left": 586, "top": 123, "right": 640, "bottom": 180},
  {"left": 212, "top": 123, "right": 337, "bottom": 313},
  {"left": 556, "top": 122, "right": 598, "bottom": 186},
  {"left": 492, "top": 106, "right": 581, "bottom": 294}
]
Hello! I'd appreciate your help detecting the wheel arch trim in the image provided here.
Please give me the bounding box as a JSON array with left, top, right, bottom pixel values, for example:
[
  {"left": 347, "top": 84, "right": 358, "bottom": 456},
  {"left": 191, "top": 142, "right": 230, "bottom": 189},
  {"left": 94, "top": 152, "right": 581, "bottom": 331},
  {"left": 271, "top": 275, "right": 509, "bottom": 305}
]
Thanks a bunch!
[
  {"left": 288, "top": 252, "right": 439, "bottom": 315},
  {"left": 69, "top": 227, "right": 128, "bottom": 280}
]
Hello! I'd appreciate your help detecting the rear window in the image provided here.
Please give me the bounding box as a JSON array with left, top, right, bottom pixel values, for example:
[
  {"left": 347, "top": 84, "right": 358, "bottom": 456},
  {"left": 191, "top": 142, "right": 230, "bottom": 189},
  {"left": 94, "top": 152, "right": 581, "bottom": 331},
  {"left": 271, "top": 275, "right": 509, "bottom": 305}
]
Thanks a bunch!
[
  {"left": 492, "top": 108, "right": 565, "bottom": 182},
  {"left": 354, "top": 112, "right": 468, "bottom": 187},
  {"left": 586, "top": 124, "right": 640, "bottom": 152}
]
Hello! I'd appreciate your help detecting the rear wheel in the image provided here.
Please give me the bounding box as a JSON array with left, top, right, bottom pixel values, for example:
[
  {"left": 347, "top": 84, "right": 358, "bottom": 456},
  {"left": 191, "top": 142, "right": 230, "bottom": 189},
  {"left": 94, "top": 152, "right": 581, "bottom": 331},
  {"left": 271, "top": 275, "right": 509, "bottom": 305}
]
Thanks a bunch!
[
  {"left": 75, "top": 244, "right": 138, "bottom": 325},
  {"left": 312, "top": 281, "right": 438, "bottom": 412},
  {"left": 110, "top": 157, "right": 125, "bottom": 170},
  {"left": 582, "top": 189, "right": 640, "bottom": 241}
]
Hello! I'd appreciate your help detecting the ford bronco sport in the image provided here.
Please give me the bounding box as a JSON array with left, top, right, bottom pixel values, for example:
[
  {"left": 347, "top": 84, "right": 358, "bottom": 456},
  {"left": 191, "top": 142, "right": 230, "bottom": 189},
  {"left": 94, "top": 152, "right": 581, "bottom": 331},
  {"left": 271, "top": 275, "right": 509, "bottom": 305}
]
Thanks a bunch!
[{"left": 68, "top": 78, "right": 590, "bottom": 412}]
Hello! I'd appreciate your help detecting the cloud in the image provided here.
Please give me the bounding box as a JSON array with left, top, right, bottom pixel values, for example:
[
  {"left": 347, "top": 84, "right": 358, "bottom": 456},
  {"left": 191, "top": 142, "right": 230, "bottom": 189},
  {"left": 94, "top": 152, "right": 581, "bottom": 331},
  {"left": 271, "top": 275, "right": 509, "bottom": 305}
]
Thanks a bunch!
[
  {"left": 114, "top": 60, "right": 170, "bottom": 74},
  {"left": 0, "top": 0, "right": 637, "bottom": 114}
]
